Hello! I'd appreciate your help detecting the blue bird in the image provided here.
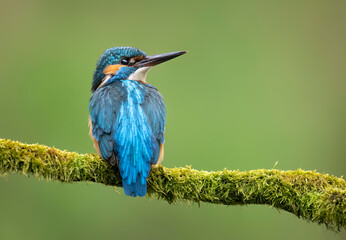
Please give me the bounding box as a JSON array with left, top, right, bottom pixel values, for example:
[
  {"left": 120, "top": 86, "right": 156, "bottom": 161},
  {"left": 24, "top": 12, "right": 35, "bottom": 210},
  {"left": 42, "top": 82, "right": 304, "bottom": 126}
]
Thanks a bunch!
[{"left": 88, "top": 46, "right": 186, "bottom": 197}]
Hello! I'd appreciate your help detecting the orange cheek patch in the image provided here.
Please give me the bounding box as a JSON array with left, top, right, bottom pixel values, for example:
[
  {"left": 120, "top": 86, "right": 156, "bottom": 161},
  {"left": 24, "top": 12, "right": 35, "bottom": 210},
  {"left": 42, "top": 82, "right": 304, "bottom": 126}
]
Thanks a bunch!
[{"left": 103, "top": 64, "right": 125, "bottom": 75}]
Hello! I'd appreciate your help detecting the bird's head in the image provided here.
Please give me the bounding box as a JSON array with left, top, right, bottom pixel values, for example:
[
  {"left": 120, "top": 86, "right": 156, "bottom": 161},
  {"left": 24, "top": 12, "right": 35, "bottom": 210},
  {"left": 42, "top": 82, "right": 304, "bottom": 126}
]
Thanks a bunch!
[{"left": 92, "top": 46, "right": 187, "bottom": 92}]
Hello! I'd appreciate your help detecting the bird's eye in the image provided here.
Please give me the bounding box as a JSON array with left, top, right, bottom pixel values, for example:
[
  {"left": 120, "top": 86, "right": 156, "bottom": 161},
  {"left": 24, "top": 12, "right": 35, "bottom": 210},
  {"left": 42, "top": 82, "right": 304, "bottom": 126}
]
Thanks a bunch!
[{"left": 120, "top": 58, "right": 129, "bottom": 65}]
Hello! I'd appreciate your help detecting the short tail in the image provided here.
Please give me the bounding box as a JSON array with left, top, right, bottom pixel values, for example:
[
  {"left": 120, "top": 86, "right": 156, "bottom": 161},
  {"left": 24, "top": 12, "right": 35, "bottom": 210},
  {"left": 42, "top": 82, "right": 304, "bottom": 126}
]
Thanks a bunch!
[{"left": 122, "top": 174, "right": 147, "bottom": 197}]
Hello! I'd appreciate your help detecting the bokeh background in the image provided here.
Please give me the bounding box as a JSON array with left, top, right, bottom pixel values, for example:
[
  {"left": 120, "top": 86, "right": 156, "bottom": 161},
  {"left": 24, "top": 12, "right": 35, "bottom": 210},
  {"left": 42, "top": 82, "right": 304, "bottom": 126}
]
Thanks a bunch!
[{"left": 0, "top": 0, "right": 345, "bottom": 239}]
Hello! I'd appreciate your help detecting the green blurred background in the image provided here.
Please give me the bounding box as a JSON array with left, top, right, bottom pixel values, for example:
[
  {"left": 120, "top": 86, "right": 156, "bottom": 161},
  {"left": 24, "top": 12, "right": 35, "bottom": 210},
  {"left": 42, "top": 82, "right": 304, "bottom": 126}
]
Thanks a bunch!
[{"left": 0, "top": 0, "right": 345, "bottom": 239}]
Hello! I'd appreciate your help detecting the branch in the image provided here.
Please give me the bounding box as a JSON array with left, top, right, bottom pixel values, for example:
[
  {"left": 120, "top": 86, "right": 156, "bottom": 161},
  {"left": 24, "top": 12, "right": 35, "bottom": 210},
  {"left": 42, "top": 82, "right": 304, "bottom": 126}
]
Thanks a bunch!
[{"left": 0, "top": 138, "right": 345, "bottom": 231}]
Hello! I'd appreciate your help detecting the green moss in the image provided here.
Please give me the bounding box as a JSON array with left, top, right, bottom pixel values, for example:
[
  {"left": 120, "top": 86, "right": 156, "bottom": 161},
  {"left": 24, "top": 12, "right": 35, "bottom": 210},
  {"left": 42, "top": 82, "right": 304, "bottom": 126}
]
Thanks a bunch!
[{"left": 0, "top": 138, "right": 345, "bottom": 231}]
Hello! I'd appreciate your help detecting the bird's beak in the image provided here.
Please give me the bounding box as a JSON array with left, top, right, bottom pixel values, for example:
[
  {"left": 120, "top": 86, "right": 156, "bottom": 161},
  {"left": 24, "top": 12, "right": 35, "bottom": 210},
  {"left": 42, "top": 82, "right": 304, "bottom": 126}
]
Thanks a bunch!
[{"left": 135, "top": 51, "right": 187, "bottom": 68}]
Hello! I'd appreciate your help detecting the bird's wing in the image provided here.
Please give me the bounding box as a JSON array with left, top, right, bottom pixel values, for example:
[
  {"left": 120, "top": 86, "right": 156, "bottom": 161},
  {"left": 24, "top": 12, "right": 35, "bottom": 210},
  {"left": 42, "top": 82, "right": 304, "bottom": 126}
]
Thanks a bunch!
[
  {"left": 141, "top": 84, "right": 166, "bottom": 165},
  {"left": 88, "top": 82, "right": 124, "bottom": 165}
]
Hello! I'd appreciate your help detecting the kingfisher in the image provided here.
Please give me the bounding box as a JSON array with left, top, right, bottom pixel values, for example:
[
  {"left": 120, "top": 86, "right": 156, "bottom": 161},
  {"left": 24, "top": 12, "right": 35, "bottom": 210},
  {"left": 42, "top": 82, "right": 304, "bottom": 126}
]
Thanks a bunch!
[{"left": 88, "top": 46, "right": 186, "bottom": 197}]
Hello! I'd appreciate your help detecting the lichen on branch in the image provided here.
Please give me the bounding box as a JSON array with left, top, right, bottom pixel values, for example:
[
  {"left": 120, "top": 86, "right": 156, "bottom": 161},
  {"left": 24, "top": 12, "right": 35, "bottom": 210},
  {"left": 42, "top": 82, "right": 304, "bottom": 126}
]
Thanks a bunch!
[{"left": 0, "top": 138, "right": 345, "bottom": 231}]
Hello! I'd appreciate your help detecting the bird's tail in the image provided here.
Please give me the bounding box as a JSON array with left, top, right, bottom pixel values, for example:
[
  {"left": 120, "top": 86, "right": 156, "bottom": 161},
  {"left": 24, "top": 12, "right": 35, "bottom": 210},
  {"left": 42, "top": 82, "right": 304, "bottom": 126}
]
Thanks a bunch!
[
  {"left": 118, "top": 147, "right": 151, "bottom": 197},
  {"left": 122, "top": 173, "right": 147, "bottom": 197}
]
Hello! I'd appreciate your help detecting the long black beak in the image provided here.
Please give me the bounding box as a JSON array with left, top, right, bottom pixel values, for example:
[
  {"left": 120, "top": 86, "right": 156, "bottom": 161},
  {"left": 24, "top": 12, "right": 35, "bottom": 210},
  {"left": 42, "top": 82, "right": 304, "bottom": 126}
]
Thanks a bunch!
[{"left": 135, "top": 51, "right": 187, "bottom": 68}]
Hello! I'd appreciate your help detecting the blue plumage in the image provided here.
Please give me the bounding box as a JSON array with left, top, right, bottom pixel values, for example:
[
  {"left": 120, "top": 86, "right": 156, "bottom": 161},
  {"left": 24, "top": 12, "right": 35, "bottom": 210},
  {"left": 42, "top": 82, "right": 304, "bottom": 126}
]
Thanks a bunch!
[
  {"left": 113, "top": 80, "right": 156, "bottom": 197},
  {"left": 89, "top": 46, "right": 186, "bottom": 197}
]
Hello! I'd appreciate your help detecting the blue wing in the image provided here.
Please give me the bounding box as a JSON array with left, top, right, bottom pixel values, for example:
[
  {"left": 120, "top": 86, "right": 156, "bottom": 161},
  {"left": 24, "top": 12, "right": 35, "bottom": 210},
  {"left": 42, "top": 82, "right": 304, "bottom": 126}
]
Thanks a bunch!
[
  {"left": 89, "top": 82, "right": 125, "bottom": 166},
  {"left": 141, "top": 84, "right": 166, "bottom": 165}
]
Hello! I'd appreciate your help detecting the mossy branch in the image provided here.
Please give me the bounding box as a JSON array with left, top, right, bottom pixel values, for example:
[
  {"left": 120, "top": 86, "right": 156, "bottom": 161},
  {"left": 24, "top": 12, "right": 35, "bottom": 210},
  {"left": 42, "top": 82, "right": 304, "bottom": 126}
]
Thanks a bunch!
[{"left": 0, "top": 138, "right": 345, "bottom": 231}]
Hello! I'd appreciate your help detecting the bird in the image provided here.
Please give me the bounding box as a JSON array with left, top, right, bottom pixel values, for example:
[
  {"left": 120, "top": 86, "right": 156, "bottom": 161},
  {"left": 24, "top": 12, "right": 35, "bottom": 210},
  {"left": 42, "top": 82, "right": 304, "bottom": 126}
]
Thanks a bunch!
[{"left": 88, "top": 46, "right": 186, "bottom": 197}]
